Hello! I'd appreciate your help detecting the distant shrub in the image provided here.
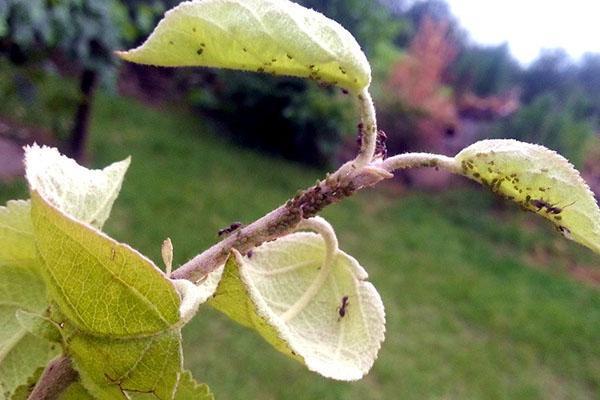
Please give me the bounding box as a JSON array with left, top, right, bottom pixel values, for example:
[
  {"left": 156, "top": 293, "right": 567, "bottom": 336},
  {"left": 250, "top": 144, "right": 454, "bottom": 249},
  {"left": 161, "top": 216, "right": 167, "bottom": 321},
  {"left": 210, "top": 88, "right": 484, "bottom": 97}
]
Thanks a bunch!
[
  {"left": 187, "top": 72, "right": 355, "bottom": 166},
  {"left": 184, "top": 0, "right": 402, "bottom": 166},
  {"left": 491, "top": 93, "right": 595, "bottom": 168}
]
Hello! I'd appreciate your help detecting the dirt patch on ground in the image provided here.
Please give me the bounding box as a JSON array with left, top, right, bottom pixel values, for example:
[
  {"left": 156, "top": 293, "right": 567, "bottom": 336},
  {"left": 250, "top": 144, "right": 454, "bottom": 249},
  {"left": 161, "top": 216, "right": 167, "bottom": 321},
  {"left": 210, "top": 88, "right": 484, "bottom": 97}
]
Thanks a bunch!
[{"left": 0, "top": 117, "right": 55, "bottom": 182}]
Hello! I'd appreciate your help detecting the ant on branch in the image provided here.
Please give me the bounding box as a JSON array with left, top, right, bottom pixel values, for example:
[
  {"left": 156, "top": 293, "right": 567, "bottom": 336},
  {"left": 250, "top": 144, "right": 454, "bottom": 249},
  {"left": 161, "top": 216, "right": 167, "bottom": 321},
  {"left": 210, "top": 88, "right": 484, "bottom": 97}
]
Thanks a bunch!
[{"left": 217, "top": 221, "right": 243, "bottom": 238}]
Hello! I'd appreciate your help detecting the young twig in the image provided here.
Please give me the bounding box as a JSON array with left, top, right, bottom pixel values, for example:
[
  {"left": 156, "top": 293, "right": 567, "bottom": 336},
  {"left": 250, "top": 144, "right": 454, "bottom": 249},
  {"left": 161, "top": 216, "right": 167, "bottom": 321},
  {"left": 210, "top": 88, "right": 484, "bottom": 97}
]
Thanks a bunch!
[
  {"left": 171, "top": 152, "right": 458, "bottom": 283},
  {"left": 353, "top": 89, "right": 378, "bottom": 168}
]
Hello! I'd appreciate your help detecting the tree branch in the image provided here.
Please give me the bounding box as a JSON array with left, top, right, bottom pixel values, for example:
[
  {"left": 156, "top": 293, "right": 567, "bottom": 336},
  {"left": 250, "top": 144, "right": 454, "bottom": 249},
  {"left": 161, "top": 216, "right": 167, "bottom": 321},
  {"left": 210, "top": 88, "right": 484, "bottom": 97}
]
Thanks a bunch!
[
  {"left": 28, "top": 355, "right": 78, "bottom": 400},
  {"left": 171, "top": 153, "right": 458, "bottom": 283}
]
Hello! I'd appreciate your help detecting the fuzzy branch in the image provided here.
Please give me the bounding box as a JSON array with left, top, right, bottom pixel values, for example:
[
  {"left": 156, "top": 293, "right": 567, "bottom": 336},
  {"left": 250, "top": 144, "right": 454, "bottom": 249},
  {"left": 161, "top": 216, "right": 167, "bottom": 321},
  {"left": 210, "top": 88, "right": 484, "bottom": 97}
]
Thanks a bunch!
[
  {"left": 28, "top": 355, "right": 78, "bottom": 400},
  {"left": 172, "top": 152, "right": 457, "bottom": 282}
]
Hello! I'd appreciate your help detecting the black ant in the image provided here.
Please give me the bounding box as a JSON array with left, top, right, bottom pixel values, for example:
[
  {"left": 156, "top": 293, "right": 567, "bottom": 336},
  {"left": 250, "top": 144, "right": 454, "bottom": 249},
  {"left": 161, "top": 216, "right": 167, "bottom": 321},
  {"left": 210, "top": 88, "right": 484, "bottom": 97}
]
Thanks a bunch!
[
  {"left": 529, "top": 199, "right": 574, "bottom": 215},
  {"left": 217, "top": 221, "right": 243, "bottom": 238},
  {"left": 337, "top": 295, "right": 349, "bottom": 321}
]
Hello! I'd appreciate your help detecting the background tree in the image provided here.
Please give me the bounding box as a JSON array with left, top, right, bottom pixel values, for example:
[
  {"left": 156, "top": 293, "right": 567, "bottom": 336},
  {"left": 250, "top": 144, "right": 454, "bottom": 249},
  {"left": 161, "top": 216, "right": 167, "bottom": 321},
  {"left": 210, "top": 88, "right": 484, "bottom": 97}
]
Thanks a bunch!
[{"left": 0, "top": 0, "right": 166, "bottom": 162}]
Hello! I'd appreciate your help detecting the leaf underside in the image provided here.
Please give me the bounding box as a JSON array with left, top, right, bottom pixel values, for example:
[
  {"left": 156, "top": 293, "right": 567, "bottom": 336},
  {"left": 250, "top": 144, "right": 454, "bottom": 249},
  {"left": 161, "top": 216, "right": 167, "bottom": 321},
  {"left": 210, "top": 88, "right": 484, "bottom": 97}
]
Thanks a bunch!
[
  {"left": 25, "top": 144, "right": 130, "bottom": 230},
  {"left": 210, "top": 232, "right": 385, "bottom": 381},
  {"left": 118, "top": 0, "right": 371, "bottom": 91}
]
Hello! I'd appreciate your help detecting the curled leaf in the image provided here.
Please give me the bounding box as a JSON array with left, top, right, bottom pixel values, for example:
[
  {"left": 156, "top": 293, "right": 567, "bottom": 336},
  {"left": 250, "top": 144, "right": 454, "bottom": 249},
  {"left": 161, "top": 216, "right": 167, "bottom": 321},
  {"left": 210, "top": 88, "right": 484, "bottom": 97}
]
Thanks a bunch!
[
  {"left": 209, "top": 232, "right": 385, "bottom": 381},
  {"left": 118, "top": 0, "right": 371, "bottom": 91},
  {"left": 25, "top": 144, "right": 130, "bottom": 229},
  {"left": 456, "top": 139, "right": 600, "bottom": 253}
]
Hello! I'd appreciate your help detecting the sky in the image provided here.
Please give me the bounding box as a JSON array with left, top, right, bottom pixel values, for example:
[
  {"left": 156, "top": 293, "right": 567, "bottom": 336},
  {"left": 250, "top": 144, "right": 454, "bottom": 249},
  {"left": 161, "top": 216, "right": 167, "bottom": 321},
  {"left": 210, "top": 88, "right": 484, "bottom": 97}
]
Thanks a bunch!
[{"left": 443, "top": 0, "right": 600, "bottom": 65}]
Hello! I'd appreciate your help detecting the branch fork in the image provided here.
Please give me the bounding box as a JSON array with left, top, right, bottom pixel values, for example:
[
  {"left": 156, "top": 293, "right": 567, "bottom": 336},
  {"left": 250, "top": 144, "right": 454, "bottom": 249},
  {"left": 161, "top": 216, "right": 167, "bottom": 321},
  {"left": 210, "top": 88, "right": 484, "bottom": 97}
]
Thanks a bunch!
[{"left": 171, "top": 88, "right": 458, "bottom": 283}]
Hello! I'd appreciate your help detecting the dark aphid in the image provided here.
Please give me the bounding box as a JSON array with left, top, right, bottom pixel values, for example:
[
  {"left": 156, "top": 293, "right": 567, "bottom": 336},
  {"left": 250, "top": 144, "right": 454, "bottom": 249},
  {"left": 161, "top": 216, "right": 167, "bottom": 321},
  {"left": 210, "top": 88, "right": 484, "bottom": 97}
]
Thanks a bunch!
[
  {"left": 246, "top": 249, "right": 253, "bottom": 258},
  {"left": 196, "top": 48, "right": 203, "bottom": 55},
  {"left": 356, "top": 123, "right": 364, "bottom": 147},
  {"left": 337, "top": 295, "right": 350, "bottom": 320},
  {"left": 558, "top": 225, "right": 573, "bottom": 240},
  {"left": 218, "top": 222, "right": 243, "bottom": 238}
]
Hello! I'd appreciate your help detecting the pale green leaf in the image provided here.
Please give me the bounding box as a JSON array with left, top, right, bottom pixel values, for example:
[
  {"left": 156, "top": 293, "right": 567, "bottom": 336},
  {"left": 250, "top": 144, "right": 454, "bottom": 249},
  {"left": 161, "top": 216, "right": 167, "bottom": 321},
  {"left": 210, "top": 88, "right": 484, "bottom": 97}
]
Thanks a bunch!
[
  {"left": 171, "top": 279, "right": 218, "bottom": 326},
  {"left": 129, "top": 370, "right": 214, "bottom": 400},
  {"left": 456, "top": 139, "right": 600, "bottom": 254},
  {"left": 118, "top": 0, "right": 371, "bottom": 91},
  {"left": 0, "top": 264, "right": 59, "bottom": 400},
  {"left": 30, "top": 191, "right": 181, "bottom": 337},
  {"left": 0, "top": 200, "right": 36, "bottom": 266},
  {"left": 25, "top": 144, "right": 130, "bottom": 229},
  {"left": 58, "top": 382, "right": 95, "bottom": 400},
  {"left": 173, "top": 370, "right": 213, "bottom": 400},
  {"left": 9, "top": 367, "right": 44, "bottom": 400},
  {"left": 209, "top": 232, "right": 385, "bottom": 381},
  {"left": 67, "top": 327, "right": 182, "bottom": 400},
  {"left": 15, "top": 310, "right": 61, "bottom": 343}
]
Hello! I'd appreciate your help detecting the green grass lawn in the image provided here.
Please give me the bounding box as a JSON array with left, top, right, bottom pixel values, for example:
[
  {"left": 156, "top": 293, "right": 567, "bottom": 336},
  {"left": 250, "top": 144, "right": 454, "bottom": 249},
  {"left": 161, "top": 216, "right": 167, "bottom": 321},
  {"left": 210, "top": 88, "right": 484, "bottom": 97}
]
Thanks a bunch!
[{"left": 1, "top": 89, "right": 599, "bottom": 399}]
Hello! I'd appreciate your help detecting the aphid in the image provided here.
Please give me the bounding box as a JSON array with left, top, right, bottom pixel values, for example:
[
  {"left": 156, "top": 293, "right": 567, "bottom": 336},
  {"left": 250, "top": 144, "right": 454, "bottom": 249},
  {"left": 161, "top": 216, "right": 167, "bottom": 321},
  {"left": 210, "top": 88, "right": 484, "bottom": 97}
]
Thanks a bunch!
[
  {"left": 218, "top": 222, "right": 243, "bottom": 238},
  {"left": 337, "top": 295, "right": 349, "bottom": 321},
  {"left": 558, "top": 225, "right": 573, "bottom": 240},
  {"left": 356, "top": 123, "right": 365, "bottom": 147},
  {"left": 246, "top": 249, "right": 253, "bottom": 258}
]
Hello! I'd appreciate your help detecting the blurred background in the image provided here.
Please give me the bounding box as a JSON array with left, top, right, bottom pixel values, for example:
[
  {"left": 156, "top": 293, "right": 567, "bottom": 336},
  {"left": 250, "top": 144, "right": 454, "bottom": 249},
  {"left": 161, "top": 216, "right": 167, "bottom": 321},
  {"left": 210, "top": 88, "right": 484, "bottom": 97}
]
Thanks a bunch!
[{"left": 0, "top": 1, "right": 599, "bottom": 398}]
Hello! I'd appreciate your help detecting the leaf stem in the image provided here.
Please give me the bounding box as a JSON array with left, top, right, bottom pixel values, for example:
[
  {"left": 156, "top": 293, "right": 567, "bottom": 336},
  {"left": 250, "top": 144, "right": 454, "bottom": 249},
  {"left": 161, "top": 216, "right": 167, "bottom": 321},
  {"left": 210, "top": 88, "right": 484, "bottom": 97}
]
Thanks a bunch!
[
  {"left": 381, "top": 153, "right": 459, "bottom": 174},
  {"left": 353, "top": 89, "right": 378, "bottom": 168},
  {"left": 28, "top": 355, "right": 78, "bottom": 400}
]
